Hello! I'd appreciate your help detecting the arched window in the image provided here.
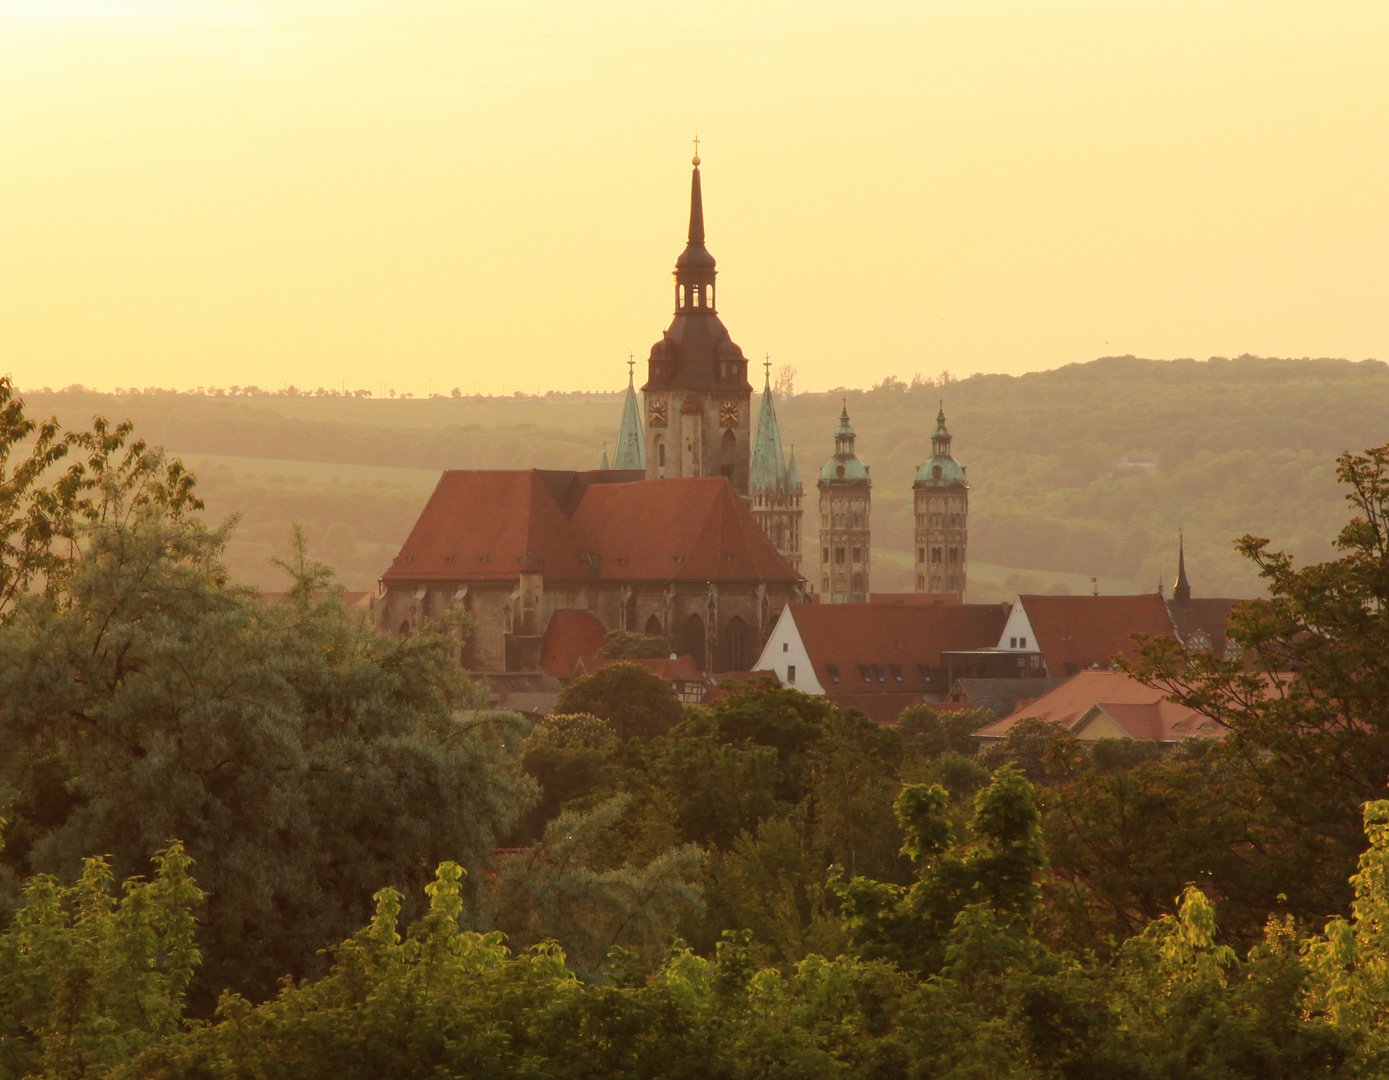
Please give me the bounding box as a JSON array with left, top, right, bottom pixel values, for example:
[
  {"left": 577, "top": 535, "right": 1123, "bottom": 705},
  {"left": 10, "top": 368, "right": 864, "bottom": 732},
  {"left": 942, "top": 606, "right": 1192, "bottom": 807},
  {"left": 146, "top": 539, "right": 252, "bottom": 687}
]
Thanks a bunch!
[
  {"left": 683, "top": 613, "right": 706, "bottom": 670},
  {"left": 398, "top": 619, "right": 411, "bottom": 637},
  {"left": 656, "top": 439, "right": 666, "bottom": 469},
  {"left": 722, "top": 616, "right": 749, "bottom": 671},
  {"left": 645, "top": 613, "right": 664, "bottom": 638},
  {"left": 851, "top": 572, "right": 865, "bottom": 595},
  {"left": 720, "top": 428, "right": 737, "bottom": 479},
  {"left": 917, "top": 574, "right": 926, "bottom": 590}
]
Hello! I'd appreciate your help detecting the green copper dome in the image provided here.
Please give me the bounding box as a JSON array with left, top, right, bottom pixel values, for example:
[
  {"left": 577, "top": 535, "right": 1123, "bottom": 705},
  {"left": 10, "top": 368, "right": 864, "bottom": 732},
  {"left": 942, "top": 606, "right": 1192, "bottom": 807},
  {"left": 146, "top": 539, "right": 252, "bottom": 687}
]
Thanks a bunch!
[
  {"left": 914, "top": 404, "right": 968, "bottom": 489},
  {"left": 818, "top": 404, "right": 871, "bottom": 486}
]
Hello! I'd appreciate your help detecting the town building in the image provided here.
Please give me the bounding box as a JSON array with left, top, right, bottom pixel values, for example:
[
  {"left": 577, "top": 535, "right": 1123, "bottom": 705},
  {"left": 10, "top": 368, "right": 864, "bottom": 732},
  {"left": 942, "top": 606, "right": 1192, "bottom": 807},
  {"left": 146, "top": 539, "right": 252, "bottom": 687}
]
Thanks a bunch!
[
  {"left": 640, "top": 153, "right": 753, "bottom": 493},
  {"left": 1164, "top": 534, "right": 1246, "bottom": 659},
  {"left": 748, "top": 361, "right": 804, "bottom": 572},
  {"left": 914, "top": 405, "right": 969, "bottom": 598},
  {"left": 972, "top": 670, "right": 1227, "bottom": 746},
  {"left": 751, "top": 601, "right": 1010, "bottom": 724},
  {"left": 817, "top": 405, "right": 872, "bottom": 602},
  {"left": 373, "top": 469, "right": 803, "bottom": 673},
  {"left": 991, "top": 593, "right": 1176, "bottom": 677}
]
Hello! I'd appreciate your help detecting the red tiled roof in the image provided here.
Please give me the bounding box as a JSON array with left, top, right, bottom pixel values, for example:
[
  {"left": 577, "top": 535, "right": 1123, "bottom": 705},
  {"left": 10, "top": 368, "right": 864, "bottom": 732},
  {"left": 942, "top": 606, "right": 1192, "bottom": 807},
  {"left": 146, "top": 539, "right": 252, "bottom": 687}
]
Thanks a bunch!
[
  {"left": 384, "top": 471, "right": 592, "bottom": 582},
  {"left": 869, "top": 593, "right": 961, "bottom": 606},
  {"left": 540, "top": 610, "right": 608, "bottom": 678},
  {"left": 827, "top": 692, "right": 927, "bottom": 726},
  {"left": 971, "top": 670, "right": 1222, "bottom": 744},
  {"left": 384, "top": 472, "right": 800, "bottom": 585},
  {"left": 575, "top": 655, "right": 706, "bottom": 682},
  {"left": 789, "top": 603, "right": 1010, "bottom": 697},
  {"left": 701, "top": 670, "right": 781, "bottom": 702},
  {"left": 570, "top": 477, "right": 800, "bottom": 583},
  {"left": 1018, "top": 594, "right": 1176, "bottom": 676}
]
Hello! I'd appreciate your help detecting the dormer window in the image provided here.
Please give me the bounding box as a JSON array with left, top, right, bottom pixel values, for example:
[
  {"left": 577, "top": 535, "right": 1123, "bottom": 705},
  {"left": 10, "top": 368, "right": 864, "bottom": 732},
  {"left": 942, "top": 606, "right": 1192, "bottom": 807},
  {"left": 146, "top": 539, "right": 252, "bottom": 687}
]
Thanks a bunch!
[
  {"left": 857, "top": 664, "right": 872, "bottom": 683},
  {"left": 826, "top": 663, "right": 840, "bottom": 683},
  {"left": 889, "top": 663, "right": 903, "bottom": 682}
]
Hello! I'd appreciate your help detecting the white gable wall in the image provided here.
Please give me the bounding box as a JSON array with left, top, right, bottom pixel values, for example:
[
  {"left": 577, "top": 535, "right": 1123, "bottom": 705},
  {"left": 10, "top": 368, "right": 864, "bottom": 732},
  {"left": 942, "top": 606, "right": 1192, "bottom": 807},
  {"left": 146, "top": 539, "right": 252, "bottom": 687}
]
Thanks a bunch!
[
  {"left": 997, "top": 602, "right": 1039, "bottom": 654},
  {"left": 751, "top": 605, "right": 826, "bottom": 695}
]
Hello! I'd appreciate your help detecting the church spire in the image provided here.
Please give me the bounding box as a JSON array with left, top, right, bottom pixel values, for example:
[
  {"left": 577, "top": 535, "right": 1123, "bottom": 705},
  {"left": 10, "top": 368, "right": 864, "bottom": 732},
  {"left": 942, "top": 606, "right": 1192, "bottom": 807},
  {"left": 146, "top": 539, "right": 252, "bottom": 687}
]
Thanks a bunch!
[
  {"left": 674, "top": 152, "right": 717, "bottom": 291},
  {"left": 749, "top": 356, "right": 788, "bottom": 496},
  {"left": 613, "top": 355, "right": 646, "bottom": 470},
  {"left": 1173, "top": 532, "right": 1192, "bottom": 607}
]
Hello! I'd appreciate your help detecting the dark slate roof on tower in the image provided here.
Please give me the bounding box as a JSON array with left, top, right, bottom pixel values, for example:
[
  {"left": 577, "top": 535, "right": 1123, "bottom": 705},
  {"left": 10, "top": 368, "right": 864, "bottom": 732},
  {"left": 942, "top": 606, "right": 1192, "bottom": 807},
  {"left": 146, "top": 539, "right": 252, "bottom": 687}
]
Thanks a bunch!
[
  {"left": 749, "top": 366, "right": 789, "bottom": 496},
  {"left": 613, "top": 363, "right": 646, "bottom": 470},
  {"left": 642, "top": 156, "right": 750, "bottom": 393},
  {"left": 1173, "top": 533, "right": 1192, "bottom": 606}
]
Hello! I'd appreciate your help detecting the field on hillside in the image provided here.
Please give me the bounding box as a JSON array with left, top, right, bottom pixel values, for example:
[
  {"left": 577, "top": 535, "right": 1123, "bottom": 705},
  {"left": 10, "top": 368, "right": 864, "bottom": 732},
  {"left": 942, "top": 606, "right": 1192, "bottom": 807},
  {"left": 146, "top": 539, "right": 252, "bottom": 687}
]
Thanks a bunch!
[{"left": 22, "top": 355, "right": 1388, "bottom": 597}]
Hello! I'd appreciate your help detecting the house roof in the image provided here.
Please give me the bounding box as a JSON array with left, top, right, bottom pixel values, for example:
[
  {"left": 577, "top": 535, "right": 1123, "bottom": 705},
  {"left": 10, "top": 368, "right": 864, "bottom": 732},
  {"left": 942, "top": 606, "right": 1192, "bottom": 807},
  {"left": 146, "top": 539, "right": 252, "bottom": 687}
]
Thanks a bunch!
[
  {"left": 948, "top": 677, "right": 1067, "bottom": 719},
  {"left": 972, "top": 670, "right": 1221, "bottom": 743},
  {"left": 574, "top": 655, "right": 706, "bottom": 682},
  {"left": 870, "top": 592, "right": 962, "bottom": 607},
  {"left": 789, "top": 602, "right": 1010, "bottom": 697},
  {"left": 1018, "top": 594, "right": 1177, "bottom": 676},
  {"left": 384, "top": 472, "right": 800, "bottom": 586},
  {"left": 540, "top": 610, "right": 608, "bottom": 678},
  {"left": 1166, "top": 597, "right": 1245, "bottom": 652},
  {"left": 826, "top": 691, "right": 927, "bottom": 726}
]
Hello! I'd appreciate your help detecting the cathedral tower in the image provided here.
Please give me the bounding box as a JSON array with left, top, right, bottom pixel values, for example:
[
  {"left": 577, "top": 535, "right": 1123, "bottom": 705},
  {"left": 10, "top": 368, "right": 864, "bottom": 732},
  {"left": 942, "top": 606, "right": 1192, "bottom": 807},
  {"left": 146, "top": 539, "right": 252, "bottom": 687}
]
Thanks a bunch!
[
  {"left": 817, "top": 404, "right": 871, "bottom": 603},
  {"left": 913, "top": 404, "right": 968, "bottom": 598},
  {"left": 641, "top": 153, "right": 752, "bottom": 493},
  {"left": 749, "top": 360, "right": 804, "bottom": 571}
]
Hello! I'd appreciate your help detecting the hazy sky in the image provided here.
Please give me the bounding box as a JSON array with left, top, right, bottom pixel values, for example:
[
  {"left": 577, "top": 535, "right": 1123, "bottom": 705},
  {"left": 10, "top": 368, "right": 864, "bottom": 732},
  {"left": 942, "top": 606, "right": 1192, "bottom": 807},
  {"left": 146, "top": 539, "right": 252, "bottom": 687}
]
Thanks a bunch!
[{"left": 2, "top": 1, "right": 1386, "bottom": 395}]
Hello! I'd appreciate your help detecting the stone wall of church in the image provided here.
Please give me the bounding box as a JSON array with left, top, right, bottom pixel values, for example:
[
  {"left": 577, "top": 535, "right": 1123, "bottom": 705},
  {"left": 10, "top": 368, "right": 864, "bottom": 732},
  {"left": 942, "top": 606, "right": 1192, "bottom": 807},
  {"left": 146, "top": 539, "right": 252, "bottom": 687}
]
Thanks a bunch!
[
  {"left": 374, "top": 575, "right": 798, "bottom": 675},
  {"left": 645, "top": 389, "right": 751, "bottom": 495}
]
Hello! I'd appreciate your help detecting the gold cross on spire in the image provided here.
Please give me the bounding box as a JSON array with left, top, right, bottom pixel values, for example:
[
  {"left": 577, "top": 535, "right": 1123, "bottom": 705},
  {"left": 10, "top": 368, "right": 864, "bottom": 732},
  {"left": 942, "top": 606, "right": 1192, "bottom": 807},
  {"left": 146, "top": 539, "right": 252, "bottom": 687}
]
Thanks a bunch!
[
  {"left": 764, "top": 352, "right": 772, "bottom": 378},
  {"left": 692, "top": 133, "right": 701, "bottom": 166}
]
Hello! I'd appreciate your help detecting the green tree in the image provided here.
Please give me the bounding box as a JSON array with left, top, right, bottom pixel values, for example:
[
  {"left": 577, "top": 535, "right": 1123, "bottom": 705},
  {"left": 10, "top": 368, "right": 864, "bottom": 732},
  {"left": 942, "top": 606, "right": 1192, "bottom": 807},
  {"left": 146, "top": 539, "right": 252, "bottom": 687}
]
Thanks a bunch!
[
  {"left": 0, "top": 517, "right": 534, "bottom": 1005},
  {"left": 897, "top": 705, "right": 993, "bottom": 760},
  {"left": 595, "top": 630, "right": 669, "bottom": 660},
  {"left": 0, "top": 843, "right": 203, "bottom": 1079},
  {"left": 553, "top": 663, "right": 684, "bottom": 741}
]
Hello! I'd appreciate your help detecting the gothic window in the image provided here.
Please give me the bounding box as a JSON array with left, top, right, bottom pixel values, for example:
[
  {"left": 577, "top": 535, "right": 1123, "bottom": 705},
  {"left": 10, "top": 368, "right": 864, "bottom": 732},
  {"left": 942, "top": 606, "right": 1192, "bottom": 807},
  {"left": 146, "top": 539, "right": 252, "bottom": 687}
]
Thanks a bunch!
[
  {"left": 683, "top": 613, "right": 706, "bottom": 670},
  {"left": 822, "top": 576, "right": 829, "bottom": 591},
  {"left": 645, "top": 613, "right": 663, "bottom": 637},
  {"left": 398, "top": 620, "right": 411, "bottom": 637},
  {"left": 722, "top": 616, "right": 749, "bottom": 671},
  {"left": 822, "top": 547, "right": 829, "bottom": 563},
  {"left": 931, "top": 547, "right": 942, "bottom": 564},
  {"left": 835, "top": 547, "right": 845, "bottom": 564},
  {"left": 657, "top": 441, "right": 666, "bottom": 466},
  {"left": 851, "top": 571, "right": 865, "bottom": 594},
  {"left": 916, "top": 574, "right": 925, "bottom": 590},
  {"left": 917, "top": 547, "right": 924, "bottom": 563}
]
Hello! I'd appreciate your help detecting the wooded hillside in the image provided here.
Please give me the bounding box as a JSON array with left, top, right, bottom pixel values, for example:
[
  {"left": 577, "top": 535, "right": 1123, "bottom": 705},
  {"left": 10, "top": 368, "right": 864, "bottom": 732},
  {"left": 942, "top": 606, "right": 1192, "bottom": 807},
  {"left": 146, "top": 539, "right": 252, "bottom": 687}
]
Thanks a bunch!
[{"left": 20, "top": 354, "right": 1386, "bottom": 598}]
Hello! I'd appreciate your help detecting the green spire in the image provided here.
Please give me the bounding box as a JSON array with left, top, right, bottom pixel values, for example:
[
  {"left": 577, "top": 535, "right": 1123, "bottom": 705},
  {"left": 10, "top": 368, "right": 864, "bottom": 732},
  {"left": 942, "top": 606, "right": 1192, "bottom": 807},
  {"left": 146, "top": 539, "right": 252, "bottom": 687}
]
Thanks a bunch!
[
  {"left": 786, "top": 444, "right": 801, "bottom": 492},
  {"left": 613, "top": 358, "right": 646, "bottom": 470},
  {"left": 749, "top": 360, "right": 788, "bottom": 496},
  {"left": 600, "top": 443, "right": 610, "bottom": 470}
]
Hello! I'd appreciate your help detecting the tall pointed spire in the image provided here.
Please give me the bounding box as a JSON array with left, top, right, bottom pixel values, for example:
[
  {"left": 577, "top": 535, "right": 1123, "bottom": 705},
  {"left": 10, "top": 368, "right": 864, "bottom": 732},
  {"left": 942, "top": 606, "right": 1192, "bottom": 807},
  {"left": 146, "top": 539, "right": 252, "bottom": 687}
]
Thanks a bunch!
[
  {"left": 675, "top": 151, "right": 716, "bottom": 278},
  {"left": 786, "top": 444, "right": 801, "bottom": 492},
  {"left": 613, "top": 354, "right": 646, "bottom": 470},
  {"left": 1173, "top": 531, "right": 1192, "bottom": 607},
  {"left": 749, "top": 356, "right": 788, "bottom": 497}
]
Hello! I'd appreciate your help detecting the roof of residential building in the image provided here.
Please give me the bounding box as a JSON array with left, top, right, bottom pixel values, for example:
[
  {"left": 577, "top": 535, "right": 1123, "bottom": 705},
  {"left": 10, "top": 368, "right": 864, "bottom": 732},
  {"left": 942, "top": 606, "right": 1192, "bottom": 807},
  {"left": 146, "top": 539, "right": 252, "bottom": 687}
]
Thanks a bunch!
[
  {"left": 869, "top": 592, "right": 962, "bottom": 606},
  {"left": 384, "top": 472, "right": 800, "bottom": 585},
  {"left": 972, "top": 670, "right": 1223, "bottom": 744},
  {"left": 1017, "top": 594, "right": 1177, "bottom": 676},
  {"left": 573, "top": 655, "right": 706, "bottom": 683},
  {"left": 947, "top": 677, "right": 1067, "bottom": 719},
  {"left": 788, "top": 602, "right": 1011, "bottom": 696}
]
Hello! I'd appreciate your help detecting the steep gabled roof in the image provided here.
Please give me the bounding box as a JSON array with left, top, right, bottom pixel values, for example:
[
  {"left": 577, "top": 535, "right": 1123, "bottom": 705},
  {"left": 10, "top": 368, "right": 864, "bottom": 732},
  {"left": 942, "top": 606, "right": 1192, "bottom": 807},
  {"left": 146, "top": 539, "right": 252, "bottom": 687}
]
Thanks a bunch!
[
  {"left": 1017, "top": 594, "right": 1176, "bottom": 676},
  {"left": 789, "top": 603, "right": 1010, "bottom": 696},
  {"left": 571, "top": 477, "right": 800, "bottom": 582},
  {"left": 383, "top": 470, "right": 593, "bottom": 582},
  {"left": 540, "top": 610, "right": 608, "bottom": 678},
  {"left": 1167, "top": 597, "right": 1245, "bottom": 651}
]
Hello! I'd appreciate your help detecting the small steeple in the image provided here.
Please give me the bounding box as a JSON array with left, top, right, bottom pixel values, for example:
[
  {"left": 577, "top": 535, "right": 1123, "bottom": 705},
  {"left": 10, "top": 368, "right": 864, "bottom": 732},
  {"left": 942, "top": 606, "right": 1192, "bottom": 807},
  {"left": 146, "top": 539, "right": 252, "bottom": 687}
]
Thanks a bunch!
[
  {"left": 787, "top": 444, "right": 802, "bottom": 492},
  {"left": 1173, "top": 532, "right": 1192, "bottom": 607},
  {"left": 932, "top": 400, "right": 952, "bottom": 457},
  {"left": 613, "top": 354, "right": 646, "bottom": 469},
  {"left": 675, "top": 152, "right": 716, "bottom": 281},
  {"left": 600, "top": 443, "right": 610, "bottom": 471},
  {"left": 749, "top": 356, "right": 789, "bottom": 497}
]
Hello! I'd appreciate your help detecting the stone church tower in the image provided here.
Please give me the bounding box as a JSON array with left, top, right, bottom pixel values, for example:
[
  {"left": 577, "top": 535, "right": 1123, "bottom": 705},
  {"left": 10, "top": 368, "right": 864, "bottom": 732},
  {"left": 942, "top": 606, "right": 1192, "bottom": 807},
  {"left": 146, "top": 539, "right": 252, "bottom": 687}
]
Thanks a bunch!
[
  {"left": 914, "top": 404, "right": 968, "bottom": 598},
  {"left": 641, "top": 154, "right": 752, "bottom": 493},
  {"left": 817, "top": 405, "right": 871, "bottom": 602},
  {"left": 749, "top": 361, "right": 804, "bottom": 571}
]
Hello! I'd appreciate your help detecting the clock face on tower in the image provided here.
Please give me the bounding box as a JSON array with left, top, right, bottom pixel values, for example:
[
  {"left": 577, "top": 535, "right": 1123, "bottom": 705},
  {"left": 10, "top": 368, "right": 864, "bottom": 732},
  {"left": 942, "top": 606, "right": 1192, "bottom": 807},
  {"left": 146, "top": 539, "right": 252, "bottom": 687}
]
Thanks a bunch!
[
  {"left": 719, "top": 401, "right": 739, "bottom": 428},
  {"left": 647, "top": 399, "right": 668, "bottom": 427}
]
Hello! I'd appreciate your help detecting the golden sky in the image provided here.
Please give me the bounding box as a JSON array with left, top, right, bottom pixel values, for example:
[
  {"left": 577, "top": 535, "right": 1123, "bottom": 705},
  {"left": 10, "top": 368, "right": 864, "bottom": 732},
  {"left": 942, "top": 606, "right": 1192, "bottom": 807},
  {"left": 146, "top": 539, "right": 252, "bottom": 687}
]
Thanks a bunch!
[{"left": 2, "top": 0, "right": 1386, "bottom": 395}]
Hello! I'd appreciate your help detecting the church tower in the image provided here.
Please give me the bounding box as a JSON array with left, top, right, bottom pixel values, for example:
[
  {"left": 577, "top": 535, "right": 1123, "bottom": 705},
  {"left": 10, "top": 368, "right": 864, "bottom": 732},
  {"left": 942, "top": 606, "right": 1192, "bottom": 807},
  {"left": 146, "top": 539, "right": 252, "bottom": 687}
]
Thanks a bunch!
[
  {"left": 641, "top": 152, "right": 752, "bottom": 493},
  {"left": 749, "top": 360, "right": 803, "bottom": 571},
  {"left": 612, "top": 357, "right": 646, "bottom": 470},
  {"left": 817, "top": 404, "right": 871, "bottom": 603},
  {"left": 913, "top": 404, "right": 968, "bottom": 598}
]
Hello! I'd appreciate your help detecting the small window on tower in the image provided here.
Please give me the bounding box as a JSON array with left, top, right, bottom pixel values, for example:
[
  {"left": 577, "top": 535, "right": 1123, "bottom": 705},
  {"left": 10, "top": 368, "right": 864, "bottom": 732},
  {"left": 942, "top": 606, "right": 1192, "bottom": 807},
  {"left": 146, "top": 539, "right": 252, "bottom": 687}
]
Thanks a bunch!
[{"left": 835, "top": 548, "right": 845, "bottom": 565}]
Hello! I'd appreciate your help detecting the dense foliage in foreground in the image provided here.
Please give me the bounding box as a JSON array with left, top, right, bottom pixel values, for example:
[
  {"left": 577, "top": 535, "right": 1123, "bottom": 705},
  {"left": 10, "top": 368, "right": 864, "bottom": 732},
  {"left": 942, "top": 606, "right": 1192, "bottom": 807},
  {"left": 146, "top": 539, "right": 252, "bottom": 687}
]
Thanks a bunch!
[{"left": 4, "top": 383, "right": 1389, "bottom": 1076}]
